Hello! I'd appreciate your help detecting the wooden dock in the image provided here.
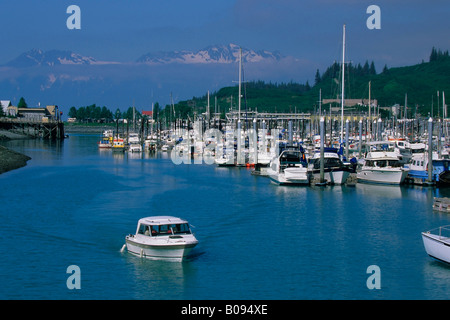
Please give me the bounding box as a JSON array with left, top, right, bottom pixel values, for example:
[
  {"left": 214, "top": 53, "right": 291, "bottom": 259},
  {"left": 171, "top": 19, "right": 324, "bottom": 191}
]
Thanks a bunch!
[{"left": 0, "top": 118, "right": 65, "bottom": 140}]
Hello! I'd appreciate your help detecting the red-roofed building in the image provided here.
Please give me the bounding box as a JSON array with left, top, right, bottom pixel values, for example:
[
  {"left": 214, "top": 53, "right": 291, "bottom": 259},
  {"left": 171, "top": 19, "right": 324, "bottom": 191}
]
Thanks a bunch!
[{"left": 142, "top": 111, "right": 153, "bottom": 117}]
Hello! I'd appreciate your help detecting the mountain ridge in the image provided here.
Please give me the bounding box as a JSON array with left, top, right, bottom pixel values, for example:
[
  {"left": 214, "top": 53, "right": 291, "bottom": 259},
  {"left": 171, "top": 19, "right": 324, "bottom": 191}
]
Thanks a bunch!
[{"left": 5, "top": 44, "right": 285, "bottom": 68}]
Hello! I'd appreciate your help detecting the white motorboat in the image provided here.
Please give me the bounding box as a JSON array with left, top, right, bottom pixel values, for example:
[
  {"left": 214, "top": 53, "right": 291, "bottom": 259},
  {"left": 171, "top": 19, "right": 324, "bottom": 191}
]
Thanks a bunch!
[
  {"left": 422, "top": 225, "right": 450, "bottom": 264},
  {"left": 307, "top": 147, "right": 351, "bottom": 185},
  {"left": 124, "top": 216, "right": 198, "bottom": 261},
  {"left": 215, "top": 152, "right": 235, "bottom": 166},
  {"left": 128, "top": 133, "right": 142, "bottom": 152},
  {"left": 357, "top": 142, "right": 409, "bottom": 185},
  {"left": 267, "top": 148, "right": 309, "bottom": 185}
]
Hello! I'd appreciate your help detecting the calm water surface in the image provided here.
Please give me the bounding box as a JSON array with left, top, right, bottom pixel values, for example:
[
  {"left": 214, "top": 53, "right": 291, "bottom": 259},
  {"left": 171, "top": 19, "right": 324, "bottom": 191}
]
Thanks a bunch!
[{"left": 1, "top": 134, "right": 450, "bottom": 300}]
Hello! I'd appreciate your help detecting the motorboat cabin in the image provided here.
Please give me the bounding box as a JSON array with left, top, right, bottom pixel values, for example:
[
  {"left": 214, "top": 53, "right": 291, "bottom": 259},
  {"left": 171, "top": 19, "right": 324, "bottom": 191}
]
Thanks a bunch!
[{"left": 124, "top": 216, "right": 198, "bottom": 261}]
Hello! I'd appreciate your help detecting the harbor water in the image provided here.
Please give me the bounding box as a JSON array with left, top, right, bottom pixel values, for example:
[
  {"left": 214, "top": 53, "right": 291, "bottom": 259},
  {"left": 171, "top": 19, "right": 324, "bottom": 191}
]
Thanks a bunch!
[{"left": 1, "top": 134, "right": 450, "bottom": 300}]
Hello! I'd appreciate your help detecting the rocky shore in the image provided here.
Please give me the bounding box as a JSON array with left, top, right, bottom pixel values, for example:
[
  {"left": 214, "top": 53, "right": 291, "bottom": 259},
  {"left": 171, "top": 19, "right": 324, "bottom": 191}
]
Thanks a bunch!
[{"left": 0, "top": 130, "right": 32, "bottom": 174}]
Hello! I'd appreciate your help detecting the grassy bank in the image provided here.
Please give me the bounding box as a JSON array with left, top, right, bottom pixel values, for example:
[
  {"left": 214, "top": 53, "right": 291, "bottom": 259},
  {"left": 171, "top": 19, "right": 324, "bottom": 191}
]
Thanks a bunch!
[{"left": 64, "top": 122, "right": 115, "bottom": 134}]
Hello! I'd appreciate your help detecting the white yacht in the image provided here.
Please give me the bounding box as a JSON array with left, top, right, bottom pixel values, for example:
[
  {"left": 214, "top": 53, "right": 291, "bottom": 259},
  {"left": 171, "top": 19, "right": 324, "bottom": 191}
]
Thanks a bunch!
[
  {"left": 267, "top": 148, "right": 309, "bottom": 185},
  {"left": 307, "top": 147, "right": 351, "bottom": 185},
  {"left": 128, "top": 133, "right": 142, "bottom": 152},
  {"left": 124, "top": 216, "right": 198, "bottom": 261},
  {"left": 357, "top": 142, "right": 409, "bottom": 185}
]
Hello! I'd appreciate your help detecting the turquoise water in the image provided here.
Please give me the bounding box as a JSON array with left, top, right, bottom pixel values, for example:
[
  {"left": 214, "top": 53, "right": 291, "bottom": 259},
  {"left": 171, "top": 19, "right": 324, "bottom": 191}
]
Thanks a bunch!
[{"left": 1, "top": 134, "right": 450, "bottom": 300}]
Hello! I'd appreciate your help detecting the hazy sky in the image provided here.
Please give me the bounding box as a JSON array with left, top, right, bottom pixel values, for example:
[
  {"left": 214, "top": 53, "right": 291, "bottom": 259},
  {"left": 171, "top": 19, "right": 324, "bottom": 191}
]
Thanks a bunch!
[{"left": 1, "top": 0, "right": 449, "bottom": 75}]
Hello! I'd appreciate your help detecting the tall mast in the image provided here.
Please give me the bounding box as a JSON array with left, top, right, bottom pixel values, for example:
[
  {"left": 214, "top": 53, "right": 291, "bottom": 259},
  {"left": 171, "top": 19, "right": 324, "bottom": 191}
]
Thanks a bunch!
[
  {"left": 340, "top": 24, "right": 346, "bottom": 143},
  {"left": 238, "top": 47, "right": 242, "bottom": 123},
  {"left": 368, "top": 81, "right": 371, "bottom": 142}
]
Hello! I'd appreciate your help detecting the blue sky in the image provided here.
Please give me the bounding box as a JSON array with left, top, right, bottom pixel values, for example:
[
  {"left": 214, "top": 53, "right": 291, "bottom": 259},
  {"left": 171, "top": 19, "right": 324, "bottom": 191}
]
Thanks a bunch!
[{"left": 1, "top": 0, "right": 450, "bottom": 78}]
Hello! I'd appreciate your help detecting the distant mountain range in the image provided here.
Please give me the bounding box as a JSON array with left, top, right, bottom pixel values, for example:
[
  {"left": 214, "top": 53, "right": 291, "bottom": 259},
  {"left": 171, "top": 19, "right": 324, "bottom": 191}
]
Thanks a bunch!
[
  {"left": 5, "top": 44, "right": 284, "bottom": 68},
  {"left": 5, "top": 49, "right": 110, "bottom": 67},
  {"left": 0, "top": 44, "right": 304, "bottom": 115},
  {"left": 136, "top": 43, "right": 283, "bottom": 65}
]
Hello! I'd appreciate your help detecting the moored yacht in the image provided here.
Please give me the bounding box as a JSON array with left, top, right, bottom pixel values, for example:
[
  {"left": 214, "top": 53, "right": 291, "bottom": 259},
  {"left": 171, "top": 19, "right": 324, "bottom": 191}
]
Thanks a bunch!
[
  {"left": 406, "top": 143, "right": 450, "bottom": 185},
  {"left": 357, "top": 142, "right": 409, "bottom": 185},
  {"left": 128, "top": 132, "right": 142, "bottom": 152},
  {"left": 267, "top": 147, "right": 309, "bottom": 185},
  {"left": 124, "top": 216, "right": 198, "bottom": 261},
  {"left": 307, "top": 147, "right": 351, "bottom": 185}
]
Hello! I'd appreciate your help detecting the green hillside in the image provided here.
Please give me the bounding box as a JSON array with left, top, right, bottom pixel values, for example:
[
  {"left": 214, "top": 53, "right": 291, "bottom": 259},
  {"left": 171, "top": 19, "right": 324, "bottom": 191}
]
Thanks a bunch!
[{"left": 172, "top": 48, "right": 450, "bottom": 118}]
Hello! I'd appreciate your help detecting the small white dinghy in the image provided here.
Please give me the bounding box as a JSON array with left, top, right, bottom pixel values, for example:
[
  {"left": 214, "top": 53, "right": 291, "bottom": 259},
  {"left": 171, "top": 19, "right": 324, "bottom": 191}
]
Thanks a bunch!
[
  {"left": 123, "top": 216, "right": 198, "bottom": 261},
  {"left": 422, "top": 225, "right": 450, "bottom": 264}
]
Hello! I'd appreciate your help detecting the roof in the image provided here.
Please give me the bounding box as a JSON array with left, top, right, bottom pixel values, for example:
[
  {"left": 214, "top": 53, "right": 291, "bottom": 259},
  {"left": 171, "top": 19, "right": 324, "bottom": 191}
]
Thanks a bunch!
[
  {"left": 0, "top": 100, "right": 10, "bottom": 112},
  {"left": 138, "top": 216, "right": 188, "bottom": 225}
]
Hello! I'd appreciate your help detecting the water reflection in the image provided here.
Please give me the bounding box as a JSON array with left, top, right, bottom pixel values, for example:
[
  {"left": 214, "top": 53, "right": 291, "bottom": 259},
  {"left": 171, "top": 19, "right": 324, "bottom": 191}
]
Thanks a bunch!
[
  {"left": 123, "top": 253, "right": 196, "bottom": 299},
  {"left": 422, "top": 259, "right": 450, "bottom": 299},
  {"left": 356, "top": 183, "right": 406, "bottom": 199}
]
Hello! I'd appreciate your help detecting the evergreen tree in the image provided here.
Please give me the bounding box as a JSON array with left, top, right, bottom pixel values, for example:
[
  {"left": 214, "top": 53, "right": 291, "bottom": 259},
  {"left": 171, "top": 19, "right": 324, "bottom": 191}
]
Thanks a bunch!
[
  {"left": 363, "top": 61, "right": 370, "bottom": 75},
  {"left": 429, "top": 47, "right": 450, "bottom": 62},
  {"left": 370, "top": 61, "right": 376, "bottom": 75},
  {"left": 305, "top": 80, "right": 311, "bottom": 90},
  {"left": 18, "top": 97, "right": 27, "bottom": 108},
  {"left": 314, "top": 69, "right": 321, "bottom": 85}
]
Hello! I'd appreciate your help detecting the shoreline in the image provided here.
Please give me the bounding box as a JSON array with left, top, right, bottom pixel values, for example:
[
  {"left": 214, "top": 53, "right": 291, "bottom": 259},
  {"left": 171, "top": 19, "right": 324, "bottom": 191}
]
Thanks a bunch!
[{"left": 0, "top": 130, "right": 32, "bottom": 175}]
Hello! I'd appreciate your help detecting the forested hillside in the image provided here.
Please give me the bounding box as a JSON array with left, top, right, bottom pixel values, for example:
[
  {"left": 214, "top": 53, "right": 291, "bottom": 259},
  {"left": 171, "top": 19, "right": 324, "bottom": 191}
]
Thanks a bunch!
[{"left": 173, "top": 47, "right": 450, "bottom": 118}]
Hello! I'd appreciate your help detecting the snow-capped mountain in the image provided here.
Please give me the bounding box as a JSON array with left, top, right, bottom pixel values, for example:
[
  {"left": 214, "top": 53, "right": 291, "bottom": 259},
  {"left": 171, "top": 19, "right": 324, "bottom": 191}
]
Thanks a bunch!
[
  {"left": 5, "top": 49, "right": 116, "bottom": 67},
  {"left": 0, "top": 44, "right": 307, "bottom": 113},
  {"left": 5, "top": 44, "right": 284, "bottom": 68},
  {"left": 136, "top": 43, "right": 283, "bottom": 64}
]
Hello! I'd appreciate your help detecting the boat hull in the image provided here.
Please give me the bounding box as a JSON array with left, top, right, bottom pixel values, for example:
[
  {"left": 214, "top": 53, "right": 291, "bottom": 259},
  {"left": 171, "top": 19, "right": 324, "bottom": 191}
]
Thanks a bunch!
[
  {"left": 268, "top": 170, "right": 310, "bottom": 186},
  {"left": 125, "top": 235, "right": 198, "bottom": 261},
  {"left": 309, "top": 169, "right": 350, "bottom": 185},
  {"left": 422, "top": 232, "right": 450, "bottom": 264},
  {"left": 357, "top": 168, "right": 408, "bottom": 185}
]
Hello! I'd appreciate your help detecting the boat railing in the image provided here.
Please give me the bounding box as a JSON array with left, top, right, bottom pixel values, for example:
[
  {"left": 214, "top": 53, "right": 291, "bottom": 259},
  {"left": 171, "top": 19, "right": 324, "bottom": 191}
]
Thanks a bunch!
[{"left": 426, "top": 225, "right": 450, "bottom": 239}]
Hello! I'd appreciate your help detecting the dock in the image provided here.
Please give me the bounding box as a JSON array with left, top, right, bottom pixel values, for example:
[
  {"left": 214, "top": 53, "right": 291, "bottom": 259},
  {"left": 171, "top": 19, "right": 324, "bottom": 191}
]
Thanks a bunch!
[{"left": 0, "top": 118, "right": 65, "bottom": 140}]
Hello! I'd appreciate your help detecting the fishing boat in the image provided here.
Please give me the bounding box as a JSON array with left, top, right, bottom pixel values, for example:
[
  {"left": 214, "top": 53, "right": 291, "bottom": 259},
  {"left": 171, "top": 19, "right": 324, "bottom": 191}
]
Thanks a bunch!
[
  {"left": 422, "top": 225, "right": 450, "bottom": 264},
  {"left": 406, "top": 143, "right": 450, "bottom": 185},
  {"left": 307, "top": 147, "right": 351, "bottom": 185},
  {"left": 112, "top": 135, "right": 125, "bottom": 152},
  {"left": 97, "top": 130, "right": 113, "bottom": 148},
  {"left": 357, "top": 141, "right": 409, "bottom": 185},
  {"left": 124, "top": 216, "right": 198, "bottom": 261},
  {"left": 267, "top": 147, "right": 309, "bottom": 185},
  {"left": 98, "top": 136, "right": 112, "bottom": 148}
]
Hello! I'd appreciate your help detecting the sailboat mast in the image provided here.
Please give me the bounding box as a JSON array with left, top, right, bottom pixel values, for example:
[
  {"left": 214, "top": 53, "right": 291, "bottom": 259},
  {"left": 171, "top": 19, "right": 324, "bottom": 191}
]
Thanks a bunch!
[
  {"left": 238, "top": 47, "right": 242, "bottom": 123},
  {"left": 368, "top": 81, "right": 371, "bottom": 142},
  {"left": 340, "top": 24, "right": 346, "bottom": 143}
]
